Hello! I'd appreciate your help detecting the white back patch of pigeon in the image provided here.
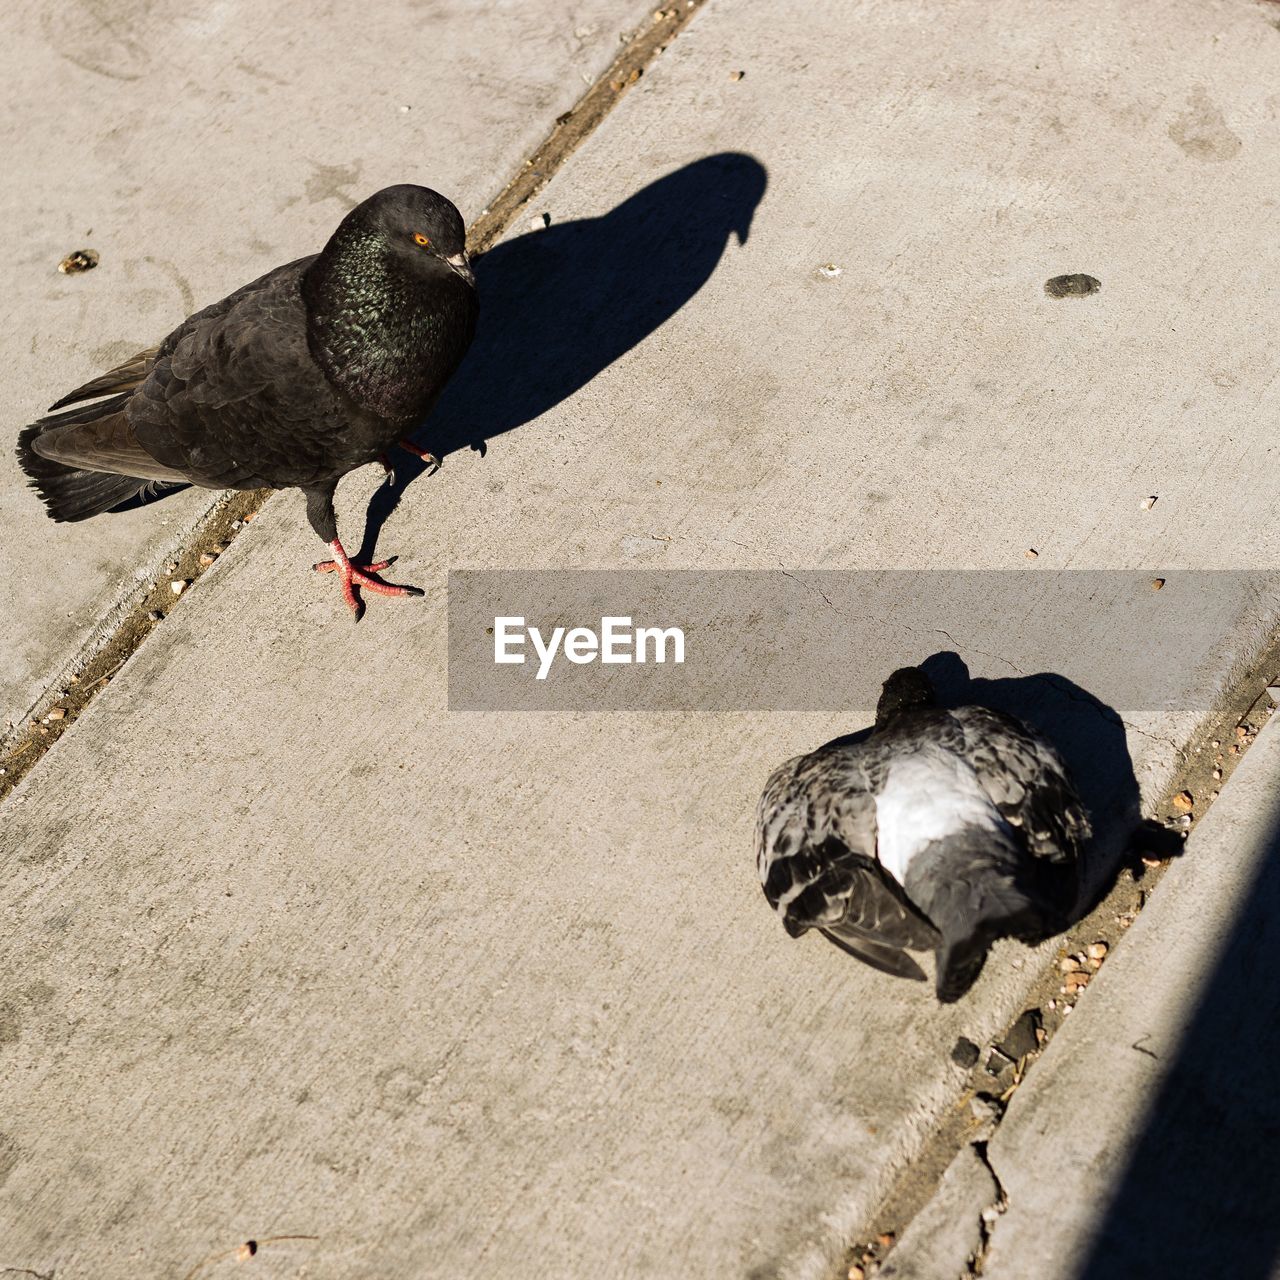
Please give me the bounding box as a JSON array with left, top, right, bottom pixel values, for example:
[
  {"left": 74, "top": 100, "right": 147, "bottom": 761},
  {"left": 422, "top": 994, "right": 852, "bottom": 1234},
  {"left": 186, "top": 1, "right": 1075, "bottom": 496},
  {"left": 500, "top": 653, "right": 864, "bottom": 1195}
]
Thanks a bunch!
[{"left": 874, "top": 750, "right": 1006, "bottom": 887}]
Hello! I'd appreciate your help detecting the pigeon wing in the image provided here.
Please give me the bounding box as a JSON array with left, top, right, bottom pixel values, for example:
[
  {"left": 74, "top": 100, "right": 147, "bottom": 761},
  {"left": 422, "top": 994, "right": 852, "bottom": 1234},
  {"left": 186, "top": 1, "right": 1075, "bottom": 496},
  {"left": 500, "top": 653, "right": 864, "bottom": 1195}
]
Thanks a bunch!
[
  {"left": 950, "top": 705, "right": 1091, "bottom": 864},
  {"left": 47, "top": 347, "right": 158, "bottom": 411},
  {"left": 126, "top": 256, "right": 347, "bottom": 492},
  {"left": 756, "top": 749, "right": 941, "bottom": 966}
]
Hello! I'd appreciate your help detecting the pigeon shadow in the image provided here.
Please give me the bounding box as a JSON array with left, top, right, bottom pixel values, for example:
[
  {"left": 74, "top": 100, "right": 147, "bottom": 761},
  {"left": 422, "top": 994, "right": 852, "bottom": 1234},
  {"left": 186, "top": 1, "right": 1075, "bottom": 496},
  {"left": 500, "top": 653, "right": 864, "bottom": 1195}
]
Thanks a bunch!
[{"left": 352, "top": 152, "right": 769, "bottom": 561}]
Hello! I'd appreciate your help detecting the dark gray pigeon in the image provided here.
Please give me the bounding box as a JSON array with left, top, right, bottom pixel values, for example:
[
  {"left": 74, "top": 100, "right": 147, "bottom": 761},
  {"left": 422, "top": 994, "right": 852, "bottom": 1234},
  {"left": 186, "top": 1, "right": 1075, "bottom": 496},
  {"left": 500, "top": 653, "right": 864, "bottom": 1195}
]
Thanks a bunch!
[
  {"left": 755, "top": 666, "right": 1090, "bottom": 1002},
  {"left": 17, "top": 185, "right": 477, "bottom": 618}
]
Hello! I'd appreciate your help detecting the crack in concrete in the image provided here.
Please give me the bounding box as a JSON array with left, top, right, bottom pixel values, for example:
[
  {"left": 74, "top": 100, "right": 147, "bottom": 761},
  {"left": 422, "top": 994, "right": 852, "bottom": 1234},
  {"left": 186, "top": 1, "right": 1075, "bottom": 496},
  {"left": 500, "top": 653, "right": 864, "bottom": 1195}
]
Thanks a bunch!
[{"left": 967, "top": 1140, "right": 1009, "bottom": 1277}]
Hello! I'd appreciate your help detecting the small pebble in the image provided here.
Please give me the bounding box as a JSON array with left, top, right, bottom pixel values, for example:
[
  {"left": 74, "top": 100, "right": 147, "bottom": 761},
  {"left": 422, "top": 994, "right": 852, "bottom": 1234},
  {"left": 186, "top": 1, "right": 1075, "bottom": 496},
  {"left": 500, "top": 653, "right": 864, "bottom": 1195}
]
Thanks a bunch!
[
  {"left": 729, "top": 69, "right": 745, "bottom": 81},
  {"left": 1141, "top": 855, "right": 1162, "bottom": 868},
  {"left": 1171, "top": 790, "right": 1194, "bottom": 812},
  {"left": 198, "top": 551, "right": 217, "bottom": 566},
  {"left": 1236, "top": 725, "right": 1249, "bottom": 740},
  {"left": 170, "top": 579, "right": 188, "bottom": 596},
  {"left": 817, "top": 264, "right": 844, "bottom": 278},
  {"left": 1211, "top": 739, "right": 1221, "bottom": 748},
  {"left": 1141, "top": 495, "right": 1157, "bottom": 510},
  {"left": 1025, "top": 548, "right": 1039, "bottom": 560},
  {"left": 527, "top": 211, "right": 551, "bottom": 231},
  {"left": 46, "top": 707, "right": 66, "bottom": 721},
  {"left": 399, "top": 104, "right": 411, "bottom": 113},
  {"left": 1087, "top": 941, "right": 1108, "bottom": 960},
  {"left": 147, "top": 609, "right": 164, "bottom": 622},
  {"left": 1175, "top": 814, "right": 1192, "bottom": 828},
  {"left": 848, "top": 1267, "right": 865, "bottom": 1280},
  {"left": 950, "top": 1035, "right": 981, "bottom": 1069},
  {"left": 1211, "top": 769, "right": 1222, "bottom": 780},
  {"left": 877, "top": 1232, "right": 896, "bottom": 1248},
  {"left": 1151, "top": 578, "right": 1165, "bottom": 591},
  {"left": 236, "top": 1241, "right": 258, "bottom": 1261}
]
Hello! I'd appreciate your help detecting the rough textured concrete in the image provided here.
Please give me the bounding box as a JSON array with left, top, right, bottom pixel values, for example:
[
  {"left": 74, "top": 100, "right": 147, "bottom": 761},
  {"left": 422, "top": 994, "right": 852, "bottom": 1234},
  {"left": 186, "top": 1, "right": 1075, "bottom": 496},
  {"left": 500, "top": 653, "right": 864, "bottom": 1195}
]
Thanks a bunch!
[
  {"left": 3, "top": 0, "right": 1280, "bottom": 1277},
  {"left": 980, "top": 712, "right": 1280, "bottom": 1280},
  {"left": 0, "top": 0, "right": 653, "bottom": 736},
  {"left": 878, "top": 1140, "right": 1000, "bottom": 1280}
]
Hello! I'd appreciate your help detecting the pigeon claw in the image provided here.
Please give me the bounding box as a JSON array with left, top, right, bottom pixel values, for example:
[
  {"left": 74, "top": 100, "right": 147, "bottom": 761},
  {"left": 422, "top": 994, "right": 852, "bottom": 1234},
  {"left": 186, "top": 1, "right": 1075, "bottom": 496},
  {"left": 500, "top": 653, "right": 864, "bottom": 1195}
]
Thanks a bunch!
[
  {"left": 313, "top": 540, "right": 424, "bottom": 620},
  {"left": 397, "top": 438, "right": 441, "bottom": 473}
]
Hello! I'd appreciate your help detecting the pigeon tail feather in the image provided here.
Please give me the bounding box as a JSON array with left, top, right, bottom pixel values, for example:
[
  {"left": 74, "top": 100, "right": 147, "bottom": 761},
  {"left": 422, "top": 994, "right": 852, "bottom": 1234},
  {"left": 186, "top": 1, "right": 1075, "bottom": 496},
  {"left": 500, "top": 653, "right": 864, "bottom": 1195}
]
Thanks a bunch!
[
  {"left": 904, "top": 831, "right": 1051, "bottom": 1003},
  {"left": 16, "top": 422, "right": 148, "bottom": 522}
]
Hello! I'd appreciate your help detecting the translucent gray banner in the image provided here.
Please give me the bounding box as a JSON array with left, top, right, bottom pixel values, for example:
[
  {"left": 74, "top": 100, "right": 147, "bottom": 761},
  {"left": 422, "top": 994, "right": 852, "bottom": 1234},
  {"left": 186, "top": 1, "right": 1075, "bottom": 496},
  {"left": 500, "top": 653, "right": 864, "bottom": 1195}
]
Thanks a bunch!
[{"left": 446, "top": 570, "right": 1280, "bottom": 713}]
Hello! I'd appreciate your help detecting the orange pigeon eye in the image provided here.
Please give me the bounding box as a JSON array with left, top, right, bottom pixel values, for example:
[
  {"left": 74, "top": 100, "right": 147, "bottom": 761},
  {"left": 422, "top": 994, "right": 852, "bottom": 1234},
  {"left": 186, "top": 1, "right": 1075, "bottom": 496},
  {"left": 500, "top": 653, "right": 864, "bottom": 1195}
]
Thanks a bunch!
[{"left": 413, "top": 233, "right": 431, "bottom": 247}]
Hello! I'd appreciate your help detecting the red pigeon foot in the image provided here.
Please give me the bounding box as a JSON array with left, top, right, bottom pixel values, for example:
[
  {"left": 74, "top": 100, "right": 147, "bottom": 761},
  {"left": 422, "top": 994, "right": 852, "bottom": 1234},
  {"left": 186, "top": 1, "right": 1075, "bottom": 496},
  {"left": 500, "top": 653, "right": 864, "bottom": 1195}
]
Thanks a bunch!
[{"left": 313, "top": 539, "right": 424, "bottom": 619}]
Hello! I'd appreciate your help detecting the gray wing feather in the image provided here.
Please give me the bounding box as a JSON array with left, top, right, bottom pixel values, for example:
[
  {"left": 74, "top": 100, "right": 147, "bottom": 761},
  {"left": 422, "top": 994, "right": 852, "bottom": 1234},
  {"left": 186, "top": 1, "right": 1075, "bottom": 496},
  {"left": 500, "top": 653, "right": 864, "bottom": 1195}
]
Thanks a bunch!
[
  {"left": 949, "top": 705, "right": 1091, "bottom": 863},
  {"left": 756, "top": 747, "right": 940, "bottom": 957}
]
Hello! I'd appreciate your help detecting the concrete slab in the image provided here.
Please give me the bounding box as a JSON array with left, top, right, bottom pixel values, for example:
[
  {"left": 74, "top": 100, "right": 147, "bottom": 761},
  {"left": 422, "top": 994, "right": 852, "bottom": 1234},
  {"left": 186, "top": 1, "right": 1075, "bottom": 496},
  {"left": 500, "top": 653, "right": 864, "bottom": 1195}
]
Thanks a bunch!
[
  {"left": 4, "top": 0, "right": 1280, "bottom": 1277},
  {"left": 979, "top": 711, "right": 1280, "bottom": 1280},
  {"left": 0, "top": 0, "right": 655, "bottom": 736}
]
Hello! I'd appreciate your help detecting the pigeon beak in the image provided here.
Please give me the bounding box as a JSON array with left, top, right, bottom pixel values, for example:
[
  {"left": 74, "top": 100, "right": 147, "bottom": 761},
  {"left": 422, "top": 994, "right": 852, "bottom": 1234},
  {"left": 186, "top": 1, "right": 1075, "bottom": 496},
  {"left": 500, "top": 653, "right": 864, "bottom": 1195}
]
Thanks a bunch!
[{"left": 446, "top": 251, "right": 475, "bottom": 286}]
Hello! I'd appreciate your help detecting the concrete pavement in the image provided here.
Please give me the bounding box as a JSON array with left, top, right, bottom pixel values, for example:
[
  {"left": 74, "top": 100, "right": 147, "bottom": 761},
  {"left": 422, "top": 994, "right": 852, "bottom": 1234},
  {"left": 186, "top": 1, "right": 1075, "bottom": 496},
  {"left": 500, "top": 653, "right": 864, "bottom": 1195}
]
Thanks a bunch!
[
  {"left": 0, "top": 0, "right": 655, "bottom": 737},
  {"left": 4, "top": 0, "right": 1280, "bottom": 1276},
  {"left": 883, "top": 710, "right": 1280, "bottom": 1280}
]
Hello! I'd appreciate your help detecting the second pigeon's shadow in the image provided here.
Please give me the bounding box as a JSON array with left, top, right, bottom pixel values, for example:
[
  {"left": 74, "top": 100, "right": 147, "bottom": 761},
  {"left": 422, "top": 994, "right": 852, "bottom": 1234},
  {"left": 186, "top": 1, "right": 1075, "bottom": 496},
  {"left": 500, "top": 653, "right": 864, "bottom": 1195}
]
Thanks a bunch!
[{"left": 353, "top": 152, "right": 768, "bottom": 561}]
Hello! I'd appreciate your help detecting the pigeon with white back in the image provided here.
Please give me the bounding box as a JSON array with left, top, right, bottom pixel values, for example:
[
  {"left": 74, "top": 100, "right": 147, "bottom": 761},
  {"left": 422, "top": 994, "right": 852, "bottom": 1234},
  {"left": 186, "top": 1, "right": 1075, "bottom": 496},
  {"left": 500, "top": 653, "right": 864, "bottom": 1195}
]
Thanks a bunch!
[{"left": 755, "top": 666, "right": 1089, "bottom": 1002}]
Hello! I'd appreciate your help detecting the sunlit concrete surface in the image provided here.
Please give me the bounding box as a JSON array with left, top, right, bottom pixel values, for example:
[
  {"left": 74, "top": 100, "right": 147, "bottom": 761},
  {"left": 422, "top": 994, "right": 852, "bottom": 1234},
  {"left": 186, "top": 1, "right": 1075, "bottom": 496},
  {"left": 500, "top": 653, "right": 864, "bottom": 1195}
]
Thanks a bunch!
[{"left": 3, "top": 0, "right": 1280, "bottom": 1276}]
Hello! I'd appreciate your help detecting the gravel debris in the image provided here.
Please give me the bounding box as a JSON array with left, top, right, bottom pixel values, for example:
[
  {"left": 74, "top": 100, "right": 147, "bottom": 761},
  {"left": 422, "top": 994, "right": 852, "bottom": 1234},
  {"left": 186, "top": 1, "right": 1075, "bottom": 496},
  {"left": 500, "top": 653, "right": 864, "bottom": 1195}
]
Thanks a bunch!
[
  {"left": 198, "top": 551, "right": 218, "bottom": 566},
  {"left": 1024, "top": 548, "right": 1039, "bottom": 560},
  {"left": 1171, "top": 790, "right": 1194, "bottom": 812},
  {"left": 1141, "top": 495, "right": 1158, "bottom": 510},
  {"left": 817, "top": 263, "right": 844, "bottom": 278},
  {"left": 1151, "top": 577, "right": 1165, "bottom": 591},
  {"left": 147, "top": 610, "right": 164, "bottom": 622},
  {"left": 729, "top": 69, "right": 745, "bottom": 80},
  {"left": 998, "top": 1008, "right": 1042, "bottom": 1061},
  {"left": 950, "top": 1036, "right": 981, "bottom": 1068},
  {"left": 46, "top": 707, "right": 66, "bottom": 721},
  {"left": 170, "top": 579, "right": 188, "bottom": 596},
  {"left": 1087, "top": 941, "right": 1109, "bottom": 961}
]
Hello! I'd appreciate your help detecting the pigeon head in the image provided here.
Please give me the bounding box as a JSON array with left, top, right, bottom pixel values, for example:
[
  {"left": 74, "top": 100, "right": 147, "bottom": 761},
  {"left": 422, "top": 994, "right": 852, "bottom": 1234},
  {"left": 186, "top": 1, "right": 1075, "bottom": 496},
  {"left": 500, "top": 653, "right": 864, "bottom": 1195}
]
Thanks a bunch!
[
  {"left": 330, "top": 184, "right": 473, "bottom": 285},
  {"left": 304, "top": 184, "right": 478, "bottom": 423},
  {"left": 875, "top": 666, "right": 936, "bottom": 728}
]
